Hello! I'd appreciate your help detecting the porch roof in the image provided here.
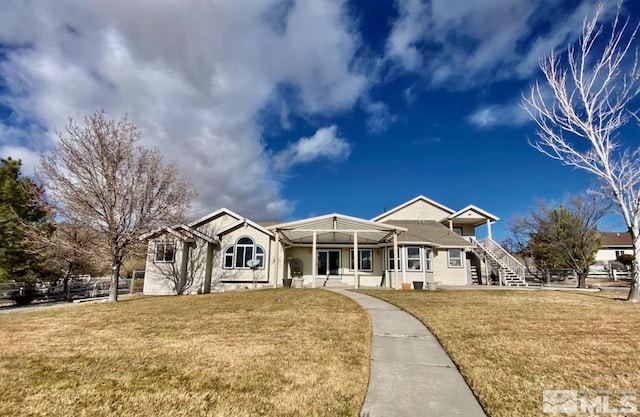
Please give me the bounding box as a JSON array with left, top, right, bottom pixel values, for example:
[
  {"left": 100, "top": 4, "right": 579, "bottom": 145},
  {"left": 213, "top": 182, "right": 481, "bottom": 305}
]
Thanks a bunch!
[
  {"left": 140, "top": 224, "right": 219, "bottom": 245},
  {"left": 268, "top": 213, "right": 407, "bottom": 245},
  {"left": 444, "top": 205, "right": 499, "bottom": 226},
  {"left": 139, "top": 225, "right": 196, "bottom": 242},
  {"left": 383, "top": 220, "right": 473, "bottom": 247}
]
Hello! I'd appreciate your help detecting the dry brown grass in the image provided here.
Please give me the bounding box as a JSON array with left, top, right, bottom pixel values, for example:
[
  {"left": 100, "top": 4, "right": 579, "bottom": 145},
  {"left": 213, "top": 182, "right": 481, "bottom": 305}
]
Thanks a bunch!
[
  {"left": 360, "top": 289, "right": 640, "bottom": 417},
  {"left": 0, "top": 289, "right": 370, "bottom": 417}
]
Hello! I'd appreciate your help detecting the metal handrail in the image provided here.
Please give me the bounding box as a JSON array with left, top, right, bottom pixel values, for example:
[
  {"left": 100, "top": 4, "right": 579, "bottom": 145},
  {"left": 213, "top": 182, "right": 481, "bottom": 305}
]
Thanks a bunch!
[{"left": 475, "top": 238, "right": 525, "bottom": 279}]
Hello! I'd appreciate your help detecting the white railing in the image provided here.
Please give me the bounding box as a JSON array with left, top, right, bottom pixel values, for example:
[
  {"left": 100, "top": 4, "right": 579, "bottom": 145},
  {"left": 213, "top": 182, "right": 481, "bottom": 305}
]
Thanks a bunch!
[{"left": 475, "top": 237, "right": 526, "bottom": 280}]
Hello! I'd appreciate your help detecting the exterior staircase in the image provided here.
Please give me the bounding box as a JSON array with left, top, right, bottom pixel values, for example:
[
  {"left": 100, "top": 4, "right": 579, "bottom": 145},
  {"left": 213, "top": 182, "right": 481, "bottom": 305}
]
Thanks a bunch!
[{"left": 472, "top": 238, "right": 528, "bottom": 287}]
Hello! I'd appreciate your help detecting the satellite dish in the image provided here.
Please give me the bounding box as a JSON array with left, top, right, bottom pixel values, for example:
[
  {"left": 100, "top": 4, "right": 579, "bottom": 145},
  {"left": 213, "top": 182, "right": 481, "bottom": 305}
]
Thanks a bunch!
[{"left": 246, "top": 259, "right": 260, "bottom": 268}]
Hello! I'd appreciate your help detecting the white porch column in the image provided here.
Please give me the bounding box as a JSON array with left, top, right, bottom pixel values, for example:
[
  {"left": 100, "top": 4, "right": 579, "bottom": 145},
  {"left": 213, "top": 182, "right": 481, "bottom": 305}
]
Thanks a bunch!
[
  {"left": 393, "top": 232, "right": 399, "bottom": 290},
  {"left": 449, "top": 220, "right": 453, "bottom": 231},
  {"left": 401, "top": 246, "right": 407, "bottom": 284},
  {"left": 203, "top": 242, "right": 214, "bottom": 293},
  {"left": 312, "top": 231, "right": 317, "bottom": 288},
  {"left": 353, "top": 232, "right": 359, "bottom": 289},
  {"left": 486, "top": 219, "right": 493, "bottom": 240},
  {"left": 421, "top": 247, "right": 426, "bottom": 285},
  {"left": 274, "top": 231, "right": 280, "bottom": 288},
  {"left": 179, "top": 241, "right": 190, "bottom": 294}
]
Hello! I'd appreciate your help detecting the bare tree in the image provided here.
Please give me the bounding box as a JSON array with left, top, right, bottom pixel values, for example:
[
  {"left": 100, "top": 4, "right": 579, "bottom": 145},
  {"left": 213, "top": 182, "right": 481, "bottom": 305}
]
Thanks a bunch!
[
  {"left": 43, "top": 223, "right": 107, "bottom": 300},
  {"left": 522, "top": 2, "right": 640, "bottom": 301},
  {"left": 40, "top": 110, "right": 196, "bottom": 302}
]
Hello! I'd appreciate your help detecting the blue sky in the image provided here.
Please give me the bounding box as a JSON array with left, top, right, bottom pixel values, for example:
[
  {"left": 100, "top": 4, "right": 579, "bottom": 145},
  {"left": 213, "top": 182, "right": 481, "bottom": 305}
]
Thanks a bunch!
[{"left": 1, "top": 0, "right": 639, "bottom": 242}]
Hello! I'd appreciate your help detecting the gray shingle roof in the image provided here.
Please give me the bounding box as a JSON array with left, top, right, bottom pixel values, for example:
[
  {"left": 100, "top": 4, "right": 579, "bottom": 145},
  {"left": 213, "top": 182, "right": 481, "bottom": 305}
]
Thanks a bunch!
[{"left": 383, "top": 220, "right": 472, "bottom": 247}]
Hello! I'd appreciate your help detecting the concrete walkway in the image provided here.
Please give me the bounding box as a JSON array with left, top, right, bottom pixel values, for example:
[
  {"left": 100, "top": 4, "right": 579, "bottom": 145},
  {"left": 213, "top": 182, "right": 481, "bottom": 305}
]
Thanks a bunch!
[{"left": 332, "top": 289, "right": 486, "bottom": 417}]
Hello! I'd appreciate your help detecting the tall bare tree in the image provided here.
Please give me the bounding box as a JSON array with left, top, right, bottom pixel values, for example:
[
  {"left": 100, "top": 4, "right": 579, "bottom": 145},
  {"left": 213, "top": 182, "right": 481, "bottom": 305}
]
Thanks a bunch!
[
  {"left": 40, "top": 110, "right": 196, "bottom": 302},
  {"left": 522, "top": 2, "right": 640, "bottom": 301}
]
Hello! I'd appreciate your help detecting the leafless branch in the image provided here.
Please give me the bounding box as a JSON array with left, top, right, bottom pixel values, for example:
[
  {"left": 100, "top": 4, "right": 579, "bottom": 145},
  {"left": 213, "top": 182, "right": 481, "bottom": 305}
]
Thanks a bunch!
[
  {"left": 40, "top": 110, "right": 197, "bottom": 302},
  {"left": 521, "top": 2, "right": 640, "bottom": 301}
]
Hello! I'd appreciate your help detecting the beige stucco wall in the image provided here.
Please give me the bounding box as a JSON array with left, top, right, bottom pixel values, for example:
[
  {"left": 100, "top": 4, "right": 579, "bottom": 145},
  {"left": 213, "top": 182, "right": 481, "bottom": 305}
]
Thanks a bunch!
[
  {"left": 451, "top": 224, "right": 476, "bottom": 237},
  {"left": 218, "top": 224, "right": 273, "bottom": 283},
  {"left": 397, "top": 246, "right": 458, "bottom": 288},
  {"left": 431, "top": 248, "right": 468, "bottom": 285},
  {"left": 376, "top": 199, "right": 451, "bottom": 222},
  {"left": 197, "top": 212, "right": 240, "bottom": 237},
  {"left": 454, "top": 209, "right": 485, "bottom": 221},
  {"left": 143, "top": 212, "right": 282, "bottom": 295},
  {"left": 143, "top": 238, "right": 209, "bottom": 295}
]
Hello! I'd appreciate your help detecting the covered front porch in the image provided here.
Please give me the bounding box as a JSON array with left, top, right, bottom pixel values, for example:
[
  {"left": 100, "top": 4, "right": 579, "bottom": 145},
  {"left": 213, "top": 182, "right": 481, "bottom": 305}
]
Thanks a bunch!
[
  {"left": 444, "top": 204, "right": 499, "bottom": 240},
  {"left": 268, "top": 214, "right": 407, "bottom": 289}
]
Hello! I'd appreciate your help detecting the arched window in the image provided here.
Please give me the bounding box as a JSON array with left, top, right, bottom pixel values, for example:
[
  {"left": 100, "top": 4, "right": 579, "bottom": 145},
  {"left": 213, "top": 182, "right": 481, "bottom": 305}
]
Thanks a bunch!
[{"left": 222, "top": 237, "right": 265, "bottom": 269}]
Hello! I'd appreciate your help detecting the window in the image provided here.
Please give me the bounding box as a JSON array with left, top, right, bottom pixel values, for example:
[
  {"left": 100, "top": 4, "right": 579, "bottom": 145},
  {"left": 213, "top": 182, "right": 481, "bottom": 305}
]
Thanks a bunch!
[
  {"left": 155, "top": 242, "right": 176, "bottom": 263},
  {"left": 235, "top": 237, "right": 254, "bottom": 268},
  {"left": 349, "top": 249, "right": 372, "bottom": 271},
  {"left": 406, "top": 246, "right": 421, "bottom": 270},
  {"left": 388, "top": 248, "right": 399, "bottom": 271},
  {"left": 222, "top": 237, "right": 265, "bottom": 269},
  {"left": 224, "top": 247, "right": 234, "bottom": 268},
  {"left": 615, "top": 250, "right": 625, "bottom": 258},
  {"left": 453, "top": 227, "right": 463, "bottom": 236},
  {"left": 425, "top": 248, "right": 433, "bottom": 271},
  {"left": 448, "top": 249, "right": 463, "bottom": 268}
]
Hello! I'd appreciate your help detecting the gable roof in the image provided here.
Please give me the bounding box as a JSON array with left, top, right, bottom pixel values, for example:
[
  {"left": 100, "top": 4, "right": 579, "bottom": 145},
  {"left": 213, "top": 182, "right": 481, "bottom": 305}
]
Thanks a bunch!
[
  {"left": 139, "top": 225, "right": 195, "bottom": 242},
  {"left": 383, "top": 220, "right": 473, "bottom": 247},
  {"left": 188, "top": 207, "right": 243, "bottom": 229},
  {"left": 217, "top": 217, "right": 275, "bottom": 237},
  {"left": 268, "top": 213, "right": 407, "bottom": 245},
  {"left": 600, "top": 232, "right": 632, "bottom": 247},
  {"left": 174, "top": 224, "right": 219, "bottom": 244},
  {"left": 140, "top": 224, "right": 220, "bottom": 244},
  {"left": 446, "top": 205, "right": 499, "bottom": 222},
  {"left": 371, "top": 195, "right": 454, "bottom": 222}
]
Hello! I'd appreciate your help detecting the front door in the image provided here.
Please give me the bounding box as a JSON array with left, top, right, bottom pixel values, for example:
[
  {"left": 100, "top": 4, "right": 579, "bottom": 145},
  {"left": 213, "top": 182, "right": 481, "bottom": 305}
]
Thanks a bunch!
[{"left": 317, "top": 250, "right": 341, "bottom": 277}]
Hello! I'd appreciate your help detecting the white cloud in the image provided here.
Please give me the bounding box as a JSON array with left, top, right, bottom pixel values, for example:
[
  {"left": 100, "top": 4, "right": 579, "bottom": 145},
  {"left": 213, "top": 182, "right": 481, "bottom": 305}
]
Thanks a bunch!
[
  {"left": 0, "top": 145, "right": 42, "bottom": 177},
  {"left": 467, "top": 103, "right": 530, "bottom": 128},
  {"left": 273, "top": 126, "right": 351, "bottom": 170},
  {"left": 386, "top": 0, "right": 618, "bottom": 88},
  {"left": 0, "top": 0, "right": 369, "bottom": 220},
  {"left": 364, "top": 100, "right": 397, "bottom": 134},
  {"left": 469, "top": 82, "right": 556, "bottom": 128}
]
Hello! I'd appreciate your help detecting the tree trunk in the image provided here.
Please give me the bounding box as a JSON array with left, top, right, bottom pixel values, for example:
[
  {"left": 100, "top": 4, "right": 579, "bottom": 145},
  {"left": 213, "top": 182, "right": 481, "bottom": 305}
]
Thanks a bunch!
[
  {"left": 576, "top": 272, "right": 586, "bottom": 289},
  {"left": 109, "top": 264, "right": 120, "bottom": 303},
  {"left": 63, "top": 276, "right": 70, "bottom": 302},
  {"left": 628, "top": 230, "right": 640, "bottom": 302}
]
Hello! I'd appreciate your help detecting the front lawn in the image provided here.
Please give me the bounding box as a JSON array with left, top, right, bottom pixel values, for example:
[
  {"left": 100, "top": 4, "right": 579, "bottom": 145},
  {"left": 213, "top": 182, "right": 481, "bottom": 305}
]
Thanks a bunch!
[
  {"left": 360, "top": 289, "right": 639, "bottom": 417},
  {"left": 0, "top": 289, "right": 370, "bottom": 417}
]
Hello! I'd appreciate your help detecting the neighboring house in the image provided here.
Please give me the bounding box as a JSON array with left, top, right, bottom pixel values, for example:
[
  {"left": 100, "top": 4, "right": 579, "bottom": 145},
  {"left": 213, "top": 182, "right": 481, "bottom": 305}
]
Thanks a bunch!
[
  {"left": 595, "top": 232, "right": 634, "bottom": 265},
  {"left": 141, "top": 195, "right": 528, "bottom": 295}
]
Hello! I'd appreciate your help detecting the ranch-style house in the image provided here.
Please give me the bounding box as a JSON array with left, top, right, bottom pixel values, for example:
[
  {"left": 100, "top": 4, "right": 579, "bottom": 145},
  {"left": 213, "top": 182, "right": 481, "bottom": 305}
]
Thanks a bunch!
[{"left": 141, "top": 195, "right": 528, "bottom": 294}]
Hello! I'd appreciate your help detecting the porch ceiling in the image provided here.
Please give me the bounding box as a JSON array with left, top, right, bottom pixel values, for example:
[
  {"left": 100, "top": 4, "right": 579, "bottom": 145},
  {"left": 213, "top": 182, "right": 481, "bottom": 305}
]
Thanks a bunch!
[{"left": 268, "top": 213, "right": 407, "bottom": 245}]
